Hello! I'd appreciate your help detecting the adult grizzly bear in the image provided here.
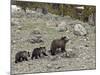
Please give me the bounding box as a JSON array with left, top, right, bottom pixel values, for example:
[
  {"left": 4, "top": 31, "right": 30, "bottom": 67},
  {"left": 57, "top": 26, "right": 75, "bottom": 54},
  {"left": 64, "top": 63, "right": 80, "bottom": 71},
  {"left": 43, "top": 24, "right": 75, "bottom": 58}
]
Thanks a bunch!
[
  {"left": 50, "top": 36, "right": 69, "bottom": 55},
  {"left": 31, "top": 47, "right": 48, "bottom": 59},
  {"left": 15, "top": 51, "right": 30, "bottom": 63}
]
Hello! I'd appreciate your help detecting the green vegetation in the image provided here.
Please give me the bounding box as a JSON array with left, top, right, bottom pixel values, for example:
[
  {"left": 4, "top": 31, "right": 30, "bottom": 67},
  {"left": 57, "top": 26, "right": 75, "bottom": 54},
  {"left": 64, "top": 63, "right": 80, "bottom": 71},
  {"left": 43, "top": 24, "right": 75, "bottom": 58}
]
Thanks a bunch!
[{"left": 12, "top": 1, "right": 96, "bottom": 22}]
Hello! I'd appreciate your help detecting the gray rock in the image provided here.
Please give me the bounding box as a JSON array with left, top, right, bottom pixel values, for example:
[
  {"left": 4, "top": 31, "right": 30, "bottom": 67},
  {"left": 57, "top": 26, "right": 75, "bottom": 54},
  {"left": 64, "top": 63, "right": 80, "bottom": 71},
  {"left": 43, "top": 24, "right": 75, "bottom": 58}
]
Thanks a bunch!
[
  {"left": 36, "top": 8, "right": 43, "bottom": 13},
  {"left": 57, "top": 21, "right": 68, "bottom": 32},
  {"left": 28, "top": 36, "right": 43, "bottom": 44},
  {"left": 51, "top": 56, "right": 58, "bottom": 61},
  {"left": 61, "top": 49, "right": 77, "bottom": 58},
  {"left": 31, "top": 28, "right": 41, "bottom": 34},
  {"left": 56, "top": 66, "right": 61, "bottom": 69},
  {"left": 17, "top": 26, "right": 22, "bottom": 30},
  {"left": 47, "top": 64, "right": 52, "bottom": 68},
  {"left": 74, "top": 24, "right": 87, "bottom": 36},
  {"left": 28, "top": 30, "right": 44, "bottom": 44},
  {"left": 16, "top": 30, "right": 21, "bottom": 33},
  {"left": 11, "top": 18, "right": 20, "bottom": 26},
  {"left": 46, "top": 20, "right": 58, "bottom": 27},
  {"left": 11, "top": 40, "right": 16, "bottom": 44}
]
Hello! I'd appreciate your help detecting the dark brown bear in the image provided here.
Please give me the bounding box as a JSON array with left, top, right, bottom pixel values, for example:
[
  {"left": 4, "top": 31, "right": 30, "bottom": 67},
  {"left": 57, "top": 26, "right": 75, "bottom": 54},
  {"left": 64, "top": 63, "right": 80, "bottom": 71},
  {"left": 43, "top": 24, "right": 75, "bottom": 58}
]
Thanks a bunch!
[
  {"left": 15, "top": 51, "right": 30, "bottom": 63},
  {"left": 31, "top": 47, "right": 48, "bottom": 59},
  {"left": 50, "top": 36, "right": 69, "bottom": 55}
]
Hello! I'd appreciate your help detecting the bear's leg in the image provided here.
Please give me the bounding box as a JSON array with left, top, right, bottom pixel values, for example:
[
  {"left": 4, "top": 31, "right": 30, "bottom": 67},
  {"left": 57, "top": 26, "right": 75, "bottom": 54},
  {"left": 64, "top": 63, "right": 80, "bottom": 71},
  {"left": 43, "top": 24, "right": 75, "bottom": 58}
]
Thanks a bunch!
[
  {"left": 51, "top": 50, "right": 56, "bottom": 55},
  {"left": 42, "top": 52, "right": 48, "bottom": 56},
  {"left": 15, "top": 56, "right": 20, "bottom": 63},
  {"left": 15, "top": 60, "right": 18, "bottom": 63},
  {"left": 31, "top": 57, "right": 33, "bottom": 60},
  {"left": 22, "top": 57, "right": 25, "bottom": 61},
  {"left": 35, "top": 55, "right": 38, "bottom": 59},
  {"left": 61, "top": 47, "right": 66, "bottom": 52},
  {"left": 38, "top": 54, "right": 41, "bottom": 58},
  {"left": 24, "top": 57, "right": 28, "bottom": 61},
  {"left": 19, "top": 57, "right": 23, "bottom": 62},
  {"left": 31, "top": 55, "right": 34, "bottom": 60},
  {"left": 15, "top": 58, "right": 22, "bottom": 63}
]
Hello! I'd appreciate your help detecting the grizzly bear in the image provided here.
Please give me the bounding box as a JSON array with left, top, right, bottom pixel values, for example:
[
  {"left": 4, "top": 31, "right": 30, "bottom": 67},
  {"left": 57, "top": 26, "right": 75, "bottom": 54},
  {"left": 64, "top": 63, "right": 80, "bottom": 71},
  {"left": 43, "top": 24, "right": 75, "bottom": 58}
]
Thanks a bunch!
[
  {"left": 31, "top": 47, "right": 48, "bottom": 59},
  {"left": 50, "top": 36, "right": 69, "bottom": 55},
  {"left": 15, "top": 51, "right": 30, "bottom": 63}
]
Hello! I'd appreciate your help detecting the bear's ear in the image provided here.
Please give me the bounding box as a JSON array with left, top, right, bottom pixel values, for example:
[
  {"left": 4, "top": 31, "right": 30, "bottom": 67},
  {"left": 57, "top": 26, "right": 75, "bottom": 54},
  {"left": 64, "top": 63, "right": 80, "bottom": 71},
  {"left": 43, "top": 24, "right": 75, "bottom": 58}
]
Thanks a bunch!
[
  {"left": 28, "top": 52, "right": 30, "bottom": 57},
  {"left": 61, "top": 36, "right": 66, "bottom": 40},
  {"left": 43, "top": 47, "right": 46, "bottom": 49},
  {"left": 40, "top": 47, "right": 42, "bottom": 49},
  {"left": 28, "top": 52, "right": 30, "bottom": 54},
  {"left": 39, "top": 47, "right": 42, "bottom": 49},
  {"left": 40, "top": 46, "right": 46, "bottom": 49}
]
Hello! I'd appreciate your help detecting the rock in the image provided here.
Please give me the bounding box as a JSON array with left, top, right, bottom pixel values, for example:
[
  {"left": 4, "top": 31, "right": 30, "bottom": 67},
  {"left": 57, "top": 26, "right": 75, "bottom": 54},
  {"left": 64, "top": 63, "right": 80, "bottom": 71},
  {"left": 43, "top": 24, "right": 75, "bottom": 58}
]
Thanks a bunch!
[
  {"left": 35, "top": 34, "right": 42, "bottom": 39},
  {"left": 62, "top": 49, "right": 77, "bottom": 58},
  {"left": 57, "top": 21, "right": 68, "bottom": 32},
  {"left": 31, "top": 28, "right": 41, "bottom": 34},
  {"left": 57, "top": 26, "right": 67, "bottom": 32},
  {"left": 58, "top": 21, "right": 67, "bottom": 27},
  {"left": 28, "top": 30, "right": 44, "bottom": 44},
  {"left": 16, "top": 30, "right": 21, "bottom": 33},
  {"left": 51, "top": 56, "right": 58, "bottom": 61},
  {"left": 55, "top": 66, "right": 61, "bottom": 69},
  {"left": 36, "top": 8, "right": 43, "bottom": 13},
  {"left": 47, "top": 64, "right": 52, "bottom": 68},
  {"left": 17, "top": 26, "right": 22, "bottom": 30},
  {"left": 84, "top": 44, "right": 89, "bottom": 47},
  {"left": 46, "top": 20, "right": 58, "bottom": 27},
  {"left": 12, "top": 40, "right": 16, "bottom": 44},
  {"left": 11, "top": 18, "right": 20, "bottom": 26},
  {"left": 28, "top": 36, "right": 43, "bottom": 44},
  {"left": 74, "top": 24, "right": 87, "bottom": 36}
]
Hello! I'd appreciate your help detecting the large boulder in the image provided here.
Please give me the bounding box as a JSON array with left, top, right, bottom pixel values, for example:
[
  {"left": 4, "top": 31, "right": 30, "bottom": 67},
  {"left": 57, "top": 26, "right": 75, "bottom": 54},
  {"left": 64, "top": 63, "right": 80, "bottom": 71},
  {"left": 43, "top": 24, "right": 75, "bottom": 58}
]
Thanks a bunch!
[{"left": 74, "top": 24, "right": 87, "bottom": 36}]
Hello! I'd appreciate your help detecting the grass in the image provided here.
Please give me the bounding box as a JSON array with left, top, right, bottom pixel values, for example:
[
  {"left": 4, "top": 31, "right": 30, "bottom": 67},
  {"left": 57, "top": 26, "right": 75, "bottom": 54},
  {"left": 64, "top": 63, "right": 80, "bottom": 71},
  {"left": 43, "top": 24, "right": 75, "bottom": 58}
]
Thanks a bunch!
[{"left": 11, "top": 13, "right": 96, "bottom": 74}]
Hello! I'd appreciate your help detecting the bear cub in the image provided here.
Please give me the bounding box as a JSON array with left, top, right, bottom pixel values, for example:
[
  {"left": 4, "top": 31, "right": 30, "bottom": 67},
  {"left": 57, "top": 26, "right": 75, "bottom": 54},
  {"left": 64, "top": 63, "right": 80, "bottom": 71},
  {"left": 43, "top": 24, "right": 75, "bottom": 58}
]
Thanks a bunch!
[
  {"left": 31, "top": 47, "right": 48, "bottom": 59},
  {"left": 15, "top": 51, "right": 30, "bottom": 63}
]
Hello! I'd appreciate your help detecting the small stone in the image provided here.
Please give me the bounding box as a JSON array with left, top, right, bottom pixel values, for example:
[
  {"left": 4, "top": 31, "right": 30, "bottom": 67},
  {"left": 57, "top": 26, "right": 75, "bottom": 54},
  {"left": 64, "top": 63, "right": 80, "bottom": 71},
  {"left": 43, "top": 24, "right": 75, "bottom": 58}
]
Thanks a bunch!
[
  {"left": 12, "top": 40, "right": 16, "bottom": 44},
  {"left": 55, "top": 66, "right": 61, "bottom": 69},
  {"left": 47, "top": 64, "right": 52, "bottom": 68},
  {"left": 84, "top": 45, "right": 89, "bottom": 47},
  {"left": 17, "top": 26, "right": 22, "bottom": 30},
  {"left": 16, "top": 30, "right": 21, "bottom": 33},
  {"left": 51, "top": 56, "right": 58, "bottom": 61},
  {"left": 65, "top": 49, "right": 77, "bottom": 58}
]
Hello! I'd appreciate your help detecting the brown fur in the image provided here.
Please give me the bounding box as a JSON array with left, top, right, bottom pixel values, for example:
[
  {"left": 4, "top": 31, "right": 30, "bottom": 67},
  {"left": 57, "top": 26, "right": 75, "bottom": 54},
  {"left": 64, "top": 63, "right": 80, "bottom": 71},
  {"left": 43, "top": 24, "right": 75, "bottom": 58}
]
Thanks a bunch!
[
  {"left": 31, "top": 47, "right": 48, "bottom": 59},
  {"left": 15, "top": 51, "right": 30, "bottom": 63},
  {"left": 50, "top": 36, "right": 69, "bottom": 55}
]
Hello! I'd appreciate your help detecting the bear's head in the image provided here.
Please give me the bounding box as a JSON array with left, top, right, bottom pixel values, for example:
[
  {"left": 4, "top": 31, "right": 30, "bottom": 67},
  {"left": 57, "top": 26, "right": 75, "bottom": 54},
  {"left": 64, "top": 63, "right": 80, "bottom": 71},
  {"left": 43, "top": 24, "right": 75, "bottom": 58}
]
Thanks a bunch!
[
  {"left": 61, "top": 36, "right": 69, "bottom": 43},
  {"left": 39, "top": 47, "right": 46, "bottom": 53}
]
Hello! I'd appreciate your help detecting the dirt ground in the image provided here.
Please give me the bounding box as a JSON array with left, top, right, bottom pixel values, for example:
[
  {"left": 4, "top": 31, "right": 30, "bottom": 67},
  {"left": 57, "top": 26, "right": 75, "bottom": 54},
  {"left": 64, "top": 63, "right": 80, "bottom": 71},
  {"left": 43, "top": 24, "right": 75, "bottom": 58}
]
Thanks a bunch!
[{"left": 11, "top": 11, "right": 96, "bottom": 74}]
